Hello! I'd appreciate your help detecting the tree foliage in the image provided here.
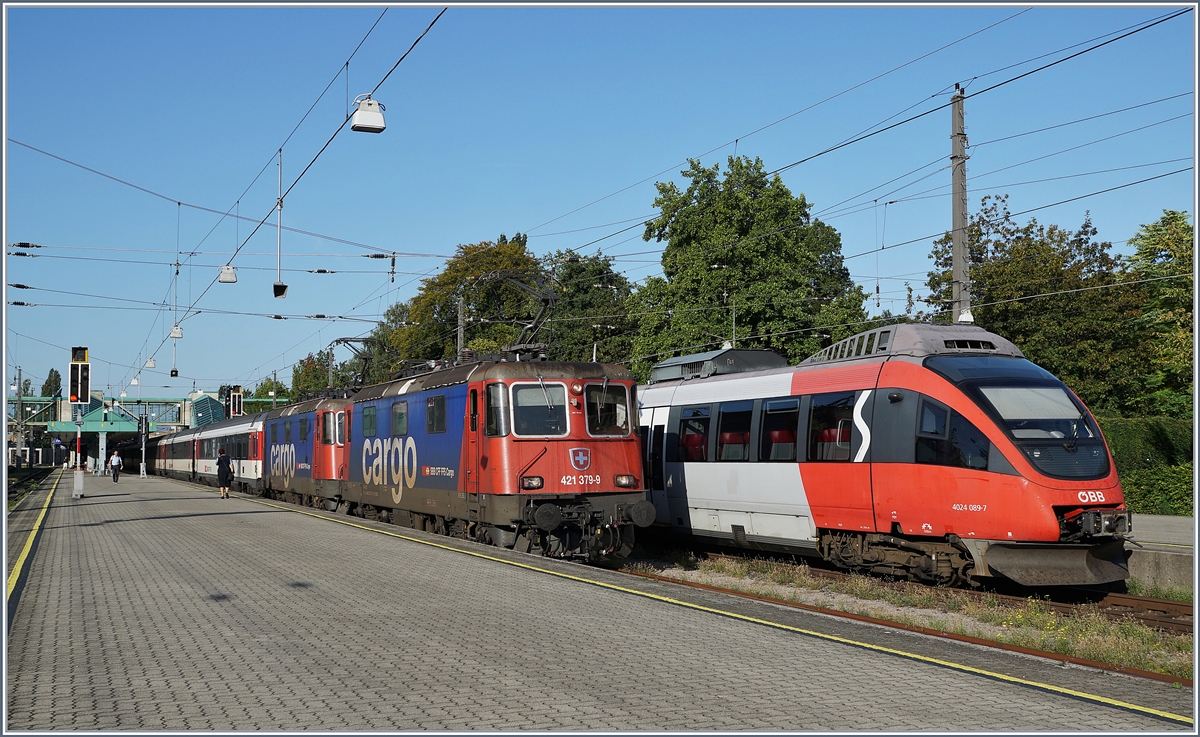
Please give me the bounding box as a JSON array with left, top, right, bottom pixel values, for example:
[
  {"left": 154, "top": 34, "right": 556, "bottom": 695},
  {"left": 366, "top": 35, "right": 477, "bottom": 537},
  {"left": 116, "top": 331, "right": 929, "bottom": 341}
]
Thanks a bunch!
[
  {"left": 41, "top": 368, "right": 61, "bottom": 398},
  {"left": 252, "top": 377, "right": 289, "bottom": 400},
  {"left": 378, "top": 235, "right": 543, "bottom": 372},
  {"left": 542, "top": 249, "right": 635, "bottom": 363},
  {"left": 630, "top": 156, "right": 866, "bottom": 379},
  {"left": 1124, "top": 210, "right": 1193, "bottom": 416},
  {"left": 925, "top": 197, "right": 1191, "bottom": 417},
  {"left": 291, "top": 349, "right": 337, "bottom": 396}
]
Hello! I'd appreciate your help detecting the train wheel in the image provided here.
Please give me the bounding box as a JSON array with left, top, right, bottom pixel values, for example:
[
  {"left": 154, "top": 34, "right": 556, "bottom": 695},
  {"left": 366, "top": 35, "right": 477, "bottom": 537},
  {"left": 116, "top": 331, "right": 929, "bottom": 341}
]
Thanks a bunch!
[{"left": 335, "top": 500, "right": 350, "bottom": 515}]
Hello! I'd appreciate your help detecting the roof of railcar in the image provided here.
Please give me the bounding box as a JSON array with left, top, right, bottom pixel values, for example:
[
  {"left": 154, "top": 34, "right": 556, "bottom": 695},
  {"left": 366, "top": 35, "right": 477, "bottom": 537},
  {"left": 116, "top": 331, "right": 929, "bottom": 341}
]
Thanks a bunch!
[
  {"left": 350, "top": 360, "right": 633, "bottom": 403},
  {"left": 641, "top": 323, "right": 1022, "bottom": 391}
]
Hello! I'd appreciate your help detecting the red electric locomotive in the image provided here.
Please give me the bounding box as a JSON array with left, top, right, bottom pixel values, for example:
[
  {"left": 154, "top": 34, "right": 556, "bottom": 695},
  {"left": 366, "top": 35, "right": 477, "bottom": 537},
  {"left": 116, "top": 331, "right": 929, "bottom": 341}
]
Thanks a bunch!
[{"left": 637, "top": 323, "right": 1131, "bottom": 587}]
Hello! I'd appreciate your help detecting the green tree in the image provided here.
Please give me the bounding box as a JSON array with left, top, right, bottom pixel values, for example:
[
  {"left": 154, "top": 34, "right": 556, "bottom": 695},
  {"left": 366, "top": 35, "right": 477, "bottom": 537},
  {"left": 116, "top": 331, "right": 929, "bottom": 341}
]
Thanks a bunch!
[
  {"left": 543, "top": 249, "right": 636, "bottom": 362},
  {"left": 1125, "top": 210, "right": 1193, "bottom": 417},
  {"left": 387, "top": 234, "right": 542, "bottom": 363},
  {"left": 926, "top": 195, "right": 1147, "bottom": 413},
  {"left": 291, "top": 349, "right": 334, "bottom": 396},
  {"left": 360, "top": 300, "right": 417, "bottom": 385},
  {"left": 631, "top": 156, "right": 866, "bottom": 379},
  {"left": 41, "top": 368, "right": 61, "bottom": 398},
  {"left": 252, "top": 377, "right": 289, "bottom": 401}
]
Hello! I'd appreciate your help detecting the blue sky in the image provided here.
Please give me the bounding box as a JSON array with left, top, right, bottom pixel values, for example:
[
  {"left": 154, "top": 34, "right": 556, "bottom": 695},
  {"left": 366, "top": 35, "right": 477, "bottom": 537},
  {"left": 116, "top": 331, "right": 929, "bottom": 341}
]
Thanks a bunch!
[{"left": 4, "top": 4, "right": 1195, "bottom": 400}]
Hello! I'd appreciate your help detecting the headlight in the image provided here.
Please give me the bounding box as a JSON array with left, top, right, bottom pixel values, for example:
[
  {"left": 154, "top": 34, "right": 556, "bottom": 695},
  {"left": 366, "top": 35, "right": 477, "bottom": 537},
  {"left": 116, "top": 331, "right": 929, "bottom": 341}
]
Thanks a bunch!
[
  {"left": 521, "top": 476, "right": 544, "bottom": 490},
  {"left": 614, "top": 474, "right": 637, "bottom": 488}
]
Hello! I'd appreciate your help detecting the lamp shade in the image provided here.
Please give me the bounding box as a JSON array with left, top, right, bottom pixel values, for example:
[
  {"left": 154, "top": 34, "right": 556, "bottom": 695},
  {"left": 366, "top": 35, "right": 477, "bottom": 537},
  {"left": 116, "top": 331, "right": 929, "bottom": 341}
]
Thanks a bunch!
[
  {"left": 170, "top": 325, "right": 183, "bottom": 339},
  {"left": 351, "top": 97, "right": 386, "bottom": 133}
]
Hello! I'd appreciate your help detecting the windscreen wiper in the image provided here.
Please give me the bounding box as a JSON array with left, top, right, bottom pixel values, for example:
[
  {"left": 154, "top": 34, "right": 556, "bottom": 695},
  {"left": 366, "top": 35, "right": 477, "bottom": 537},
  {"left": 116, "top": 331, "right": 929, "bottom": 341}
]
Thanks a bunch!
[{"left": 536, "top": 374, "right": 554, "bottom": 414}]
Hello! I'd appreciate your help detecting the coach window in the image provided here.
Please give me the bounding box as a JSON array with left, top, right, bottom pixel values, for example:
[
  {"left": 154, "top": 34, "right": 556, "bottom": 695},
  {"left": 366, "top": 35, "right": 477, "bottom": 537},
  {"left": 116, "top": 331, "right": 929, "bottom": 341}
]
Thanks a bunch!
[
  {"left": 678, "top": 406, "right": 711, "bottom": 462},
  {"left": 391, "top": 401, "right": 408, "bottom": 436},
  {"left": 716, "top": 400, "right": 753, "bottom": 461},
  {"left": 427, "top": 395, "right": 447, "bottom": 434},
  {"left": 808, "top": 392, "right": 855, "bottom": 461},
  {"left": 299, "top": 418, "right": 309, "bottom": 442},
  {"left": 760, "top": 397, "right": 799, "bottom": 462},
  {"left": 485, "top": 384, "right": 509, "bottom": 437},
  {"left": 916, "top": 398, "right": 989, "bottom": 470},
  {"left": 284, "top": 421, "right": 292, "bottom": 444},
  {"left": 363, "top": 406, "right": 377, "bottom": 438}
]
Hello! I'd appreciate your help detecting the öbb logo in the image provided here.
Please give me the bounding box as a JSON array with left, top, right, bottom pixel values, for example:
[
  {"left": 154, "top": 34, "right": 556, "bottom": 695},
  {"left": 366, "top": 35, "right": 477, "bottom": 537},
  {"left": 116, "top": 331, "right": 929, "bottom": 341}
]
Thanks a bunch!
[
  {"left": 362, "top": 436, "right": 418, "bottom": 503},
  {"left": 1077, "top": 490, "right": 1107, "bottom": 503}
]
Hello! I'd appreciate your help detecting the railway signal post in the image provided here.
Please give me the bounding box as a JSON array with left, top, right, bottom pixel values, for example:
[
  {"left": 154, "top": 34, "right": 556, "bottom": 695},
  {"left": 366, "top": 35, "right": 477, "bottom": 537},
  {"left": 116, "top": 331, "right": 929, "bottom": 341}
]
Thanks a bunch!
[{"left": 69, "top": 347, "right": 89, "bottom": 498}]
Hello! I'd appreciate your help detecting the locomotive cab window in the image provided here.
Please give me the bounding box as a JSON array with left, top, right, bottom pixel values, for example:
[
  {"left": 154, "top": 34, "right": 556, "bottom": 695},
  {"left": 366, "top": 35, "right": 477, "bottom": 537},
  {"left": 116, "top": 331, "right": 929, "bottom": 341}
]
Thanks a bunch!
[
  {"left": 392, "top": 401, "right": 408, "bottom": 436},
  {"left": 585, "top": 383, "right": 630, "bottom": 436},
  {"left": 717, "top": 400, "right": 753, "bottom": 461},
  {"left": 678, "top": 406, "right": 711, "bottom": 462},
  {"left": 916, "top": 398, "right": 989, "bottom": 470},
  {"left": 426, "top": 395, "right": 447, "bottom": 434},
  {"left": 322, "top": 413, "right": 333, "bottom": 445},
  {"left": 485, "top": 383, "right": 509, "bottom": 437},
  {"left": 808, "top": 392, "right": 854, "bottom": 462},
  {"left": 760, "top": 397, "right": 799, "bottom": 462},
  {"left": 511, "top": 383, "right": 568, "bottom": 437},
  {"left": 362, "top": 406, "right": 377, "bottom": 437},
  {"left": 336, "top": 411, "right": 346, "bottom": 445}
]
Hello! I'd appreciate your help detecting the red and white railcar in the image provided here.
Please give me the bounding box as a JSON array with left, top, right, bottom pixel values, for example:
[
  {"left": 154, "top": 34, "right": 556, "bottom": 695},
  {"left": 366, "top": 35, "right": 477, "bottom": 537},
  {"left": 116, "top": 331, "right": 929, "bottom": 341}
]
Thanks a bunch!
[{"left": 637, "top": 323, "right": 1130, "bottom": 587}]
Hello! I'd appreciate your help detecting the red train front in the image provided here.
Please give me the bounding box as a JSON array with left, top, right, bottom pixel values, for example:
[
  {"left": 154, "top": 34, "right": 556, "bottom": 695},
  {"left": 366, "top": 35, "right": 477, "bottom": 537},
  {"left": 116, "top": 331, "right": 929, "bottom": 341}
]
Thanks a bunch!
[
  {"left": 332, "top": 360, "right": 655, "bottom": 560},
  {"left": 638, "top": 323, "right": 1131, "bottom": 587}
]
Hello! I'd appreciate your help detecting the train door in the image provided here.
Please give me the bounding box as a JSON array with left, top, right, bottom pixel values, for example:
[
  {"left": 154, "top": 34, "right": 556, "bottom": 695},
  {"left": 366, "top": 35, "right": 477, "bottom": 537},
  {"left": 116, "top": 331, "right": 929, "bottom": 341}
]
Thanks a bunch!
[
  {"left": 643, "top": 406, "right": 669, "bottom": 523},
  {"left": 335, "top": 409, "right": 348, "bottom": 482},
  {"left": 314, "top": 411, "right": 336, "bottom": 480},
  {"left": 466, "top": 388, "right": 480, "bottom": 494},
  {"left": 191, "top": 437, "right": 198, "bottom": 480},
  {"left": 798, "top": 389, "right": 876, "bottom": 532}
]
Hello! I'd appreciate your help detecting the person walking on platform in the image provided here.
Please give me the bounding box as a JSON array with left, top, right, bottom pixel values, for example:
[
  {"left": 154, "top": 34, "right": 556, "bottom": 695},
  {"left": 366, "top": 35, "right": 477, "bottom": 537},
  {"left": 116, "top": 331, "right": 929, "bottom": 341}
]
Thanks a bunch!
[
  {"left": 217, "top": 448, "right": 233, "bottom": 499},
  {"left": 110, "top": 450, "right": 122, "bottom": 483}
]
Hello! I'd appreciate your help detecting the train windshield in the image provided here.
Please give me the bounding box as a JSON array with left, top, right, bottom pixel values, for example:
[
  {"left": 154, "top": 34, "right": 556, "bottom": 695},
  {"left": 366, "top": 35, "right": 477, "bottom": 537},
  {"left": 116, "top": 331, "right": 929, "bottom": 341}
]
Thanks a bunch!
[
  {"left": 511, "top": 383, "right": 569, "bottom": 437},
  {"left": 925, "top": 356, "right": 1110, "bottom": 480},
  {"left": 585, "top": 383, "right": 630, "bottom": 436}
]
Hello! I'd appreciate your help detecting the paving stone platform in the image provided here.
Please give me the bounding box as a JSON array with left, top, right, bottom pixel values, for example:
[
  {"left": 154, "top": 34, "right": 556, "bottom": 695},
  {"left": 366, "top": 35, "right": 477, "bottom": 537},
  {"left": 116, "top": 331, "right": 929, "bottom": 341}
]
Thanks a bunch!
[{"left": 5, "top": 470, "right": 1193, "bottom": 730}]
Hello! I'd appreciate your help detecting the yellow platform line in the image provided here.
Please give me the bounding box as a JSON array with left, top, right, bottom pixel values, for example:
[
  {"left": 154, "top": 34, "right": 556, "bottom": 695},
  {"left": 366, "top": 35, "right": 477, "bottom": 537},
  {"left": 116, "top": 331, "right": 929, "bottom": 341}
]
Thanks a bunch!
[
  {"left": 240, "top": 492, "right": 1192, "bottom": 726},
  {"left": 7, "top": 469, "right": 63, "bottom": 599}
]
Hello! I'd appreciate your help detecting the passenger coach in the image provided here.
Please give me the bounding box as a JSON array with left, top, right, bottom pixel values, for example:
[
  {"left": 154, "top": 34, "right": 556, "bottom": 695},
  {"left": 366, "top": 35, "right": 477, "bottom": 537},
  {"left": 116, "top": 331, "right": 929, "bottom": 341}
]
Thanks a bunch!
[{"left": 638, "top": 323, "right": 1131, "bottom": 587}]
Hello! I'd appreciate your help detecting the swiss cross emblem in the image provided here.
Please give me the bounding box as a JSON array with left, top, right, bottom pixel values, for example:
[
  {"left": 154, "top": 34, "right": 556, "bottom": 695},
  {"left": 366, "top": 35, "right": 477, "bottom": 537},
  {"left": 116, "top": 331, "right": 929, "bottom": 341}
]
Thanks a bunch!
[{"left": 569, "top": 447, "right": 591, "bottom": 471}]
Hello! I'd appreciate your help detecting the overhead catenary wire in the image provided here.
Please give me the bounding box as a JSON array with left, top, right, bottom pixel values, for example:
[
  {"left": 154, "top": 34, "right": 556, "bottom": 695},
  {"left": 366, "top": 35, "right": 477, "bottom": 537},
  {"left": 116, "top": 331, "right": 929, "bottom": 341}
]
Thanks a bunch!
[
  {"left": 771, "top": 8, "right": 1194, "bottom": 177},
  {"left": 128, "top": 8, "right": 448, "bottom": 387},
  {"left": 840, "top": 166, "right": 1192, "bottom": 262},
  {"left": 523, "top": 8, "right": 1031, "bottom": 236}
]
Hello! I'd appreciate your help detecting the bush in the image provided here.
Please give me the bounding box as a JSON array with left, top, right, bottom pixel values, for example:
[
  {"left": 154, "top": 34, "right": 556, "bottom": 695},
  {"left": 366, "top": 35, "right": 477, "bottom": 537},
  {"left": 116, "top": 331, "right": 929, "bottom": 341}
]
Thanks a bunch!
[
  {"left": 1095, "top": 416, "right": 1192, "bottom": 472},
  {"left": 1120, "top": 463, "right": 1194, "bottom": 516}
]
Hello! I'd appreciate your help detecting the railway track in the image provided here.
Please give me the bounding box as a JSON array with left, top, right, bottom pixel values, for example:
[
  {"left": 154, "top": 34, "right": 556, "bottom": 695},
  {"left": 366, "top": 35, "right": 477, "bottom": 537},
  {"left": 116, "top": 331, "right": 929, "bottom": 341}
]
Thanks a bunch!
[
  {"left": 678, "top": 551, "right": 1193, "bottom": 635},
  {"left": 6, "top": 466, "right": 53, "bottom": 506}
]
